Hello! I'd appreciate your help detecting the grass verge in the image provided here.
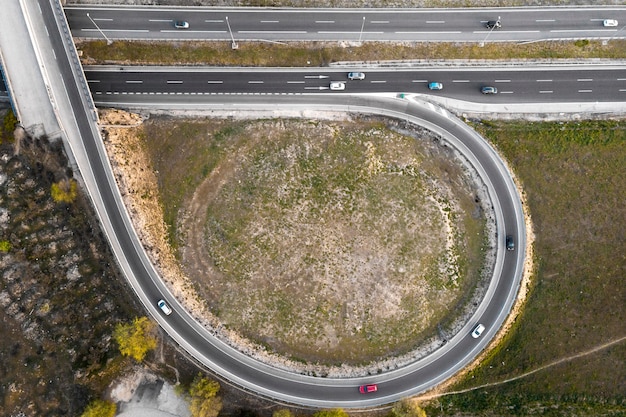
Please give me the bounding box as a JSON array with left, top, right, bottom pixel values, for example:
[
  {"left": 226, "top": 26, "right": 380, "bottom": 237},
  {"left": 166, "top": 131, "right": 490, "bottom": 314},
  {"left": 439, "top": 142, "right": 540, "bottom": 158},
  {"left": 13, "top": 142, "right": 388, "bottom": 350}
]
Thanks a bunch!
[
  {"left": 422, "top": 120, "right": 626, "bottom": 415},
  {"left": 78, "top": 39, "right": 626, "bottom": 67}
]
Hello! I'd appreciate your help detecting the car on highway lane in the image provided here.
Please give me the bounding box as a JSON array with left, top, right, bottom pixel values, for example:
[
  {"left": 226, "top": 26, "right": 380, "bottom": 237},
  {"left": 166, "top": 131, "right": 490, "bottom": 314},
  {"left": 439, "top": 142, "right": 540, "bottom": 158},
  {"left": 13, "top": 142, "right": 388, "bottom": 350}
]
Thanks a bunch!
[
  {"left": 472, "top": 324, "right": 485, "bottom": 338},
  {"left": 428, "top": 82, "right": 443, "bottom": 90},
  {"left": 481, "top": 86, "right": 498, "bottom": 94},
  {"left": 158, "top": 299, "right": 172, "bottom": 315},
  {"left": 485, "top": 20, "right": 501, "bottom": 29},
  {"left": 347, "top": 72, "right": 366, "bottom": 80},
  {"left": 359, "top": 384, "right": 378, "bottom": 394},
  {"left": 174, "top": 21, "right": 189, "bottom": 29},
  {"left": 506, "top": 235, "right": 515, "bottom": 251},
  {"left": 330, "top": 81, "right": 346, "bottom": 90},
  {"left": 603, "top": 19, "right": 618, "bottom": 27}
]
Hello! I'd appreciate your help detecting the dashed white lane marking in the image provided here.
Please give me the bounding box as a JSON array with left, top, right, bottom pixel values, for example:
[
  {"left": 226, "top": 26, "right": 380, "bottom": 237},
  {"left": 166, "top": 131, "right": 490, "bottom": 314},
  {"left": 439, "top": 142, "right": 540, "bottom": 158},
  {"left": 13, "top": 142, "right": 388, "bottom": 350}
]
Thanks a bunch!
[
  {"left": 125, "top": 80, "right": 143, "bottom": 84},
  {"left": 205, "top": 20, "right": 224, "bottom": 23},
  {"left": 239, "top": 30, "right": 307, "bottom": 34},
  {"left": 315, "top": 21, "right": 335, "bottom": 24},
  {"left": 167, "top": 80, "right": 183, "bottom": 84},
  {"left": 397, "top": 31, "right": 461, "bottom": 34},
  {"left": 452, "top": 80, "right": 470, "bottom": 83},
  {"left": 426, "top": 21, "right": 445, "bottom": 24},
  {"left": 87, "top": 80, "right": 100, "bottom": 83},
  {"left": 370, "top": 80, "right": 387, "bottom": 83},
  {"left": 261, "top": 20, "right": 279, "bottom": 23},
  {"left": 94, "top": 18, "right": 113, "bottom": 21},
  {"left": 412, "top": 80, "right": 428, "bottom": 83},
  {"left": 578, "top": 89, "right": 593, "bottom": 93},
  {"left": 83, "top": 28, "right": 149, "bottom": 33},
  {"left": 149, "top": 19, "right": 171, "bottom": 22},
  {"left": 287, "top": 81, "right": 305, "bottom": 84},
  {"left": 536, "top": 19, "right": 555, "bottom": 22},
  {"left": 539, "top": 90, "right": 553, "bottom": 94},
  {"left": 577, "top": 78, "right": 593, "bottom": 82},
  {"left": 370, "top": 21, "right": 389, "bottom": 24},
  {"left": 207, "top": 81, "right": 223, "bottom": 84},
  {"left": 499, "top": 91, "right": 514, "bottom": 94},
  {"left": 473, "top": 30, "right": 540, "bottom": 33},
  {"left": 619, "top": 89, "right": 626, "bottom": 92},
  {"left": 319, "top": 31, "right": 384, "bottom": 34},
  {"left": 495, "top": 80, "right": 511, "bottom": 83},
  {"left": 537, "top": 79, "right": 553, "bottom": 82},
  {"left": 551, "top": 29, "right": 613, "bottom": 32},
  {"left": 248, "top": 81, "right": 264, "bottom": 84}
]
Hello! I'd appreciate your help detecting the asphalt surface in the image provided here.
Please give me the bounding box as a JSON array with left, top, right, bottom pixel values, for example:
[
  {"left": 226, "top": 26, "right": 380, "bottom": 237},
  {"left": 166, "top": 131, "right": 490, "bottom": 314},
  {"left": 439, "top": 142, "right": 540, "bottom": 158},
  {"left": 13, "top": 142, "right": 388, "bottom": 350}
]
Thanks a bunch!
[
  {"left": 65, "top": 5, "right": 626, "bottom": 42},
  {"left": 85, "top": 66, "right": 626, "bottom": 103},
  {"left": 4, "top": 1, "right": 529, "bottom": 408}
]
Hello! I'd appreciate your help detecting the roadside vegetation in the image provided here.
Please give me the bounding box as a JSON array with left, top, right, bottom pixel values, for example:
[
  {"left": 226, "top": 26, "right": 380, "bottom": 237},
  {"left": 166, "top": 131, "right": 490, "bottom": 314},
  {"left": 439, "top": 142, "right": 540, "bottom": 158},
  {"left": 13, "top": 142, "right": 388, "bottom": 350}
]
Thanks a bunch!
[
  {"left": 78, "top": 39, "right": 626, "bottom": 67},
  {"left": 420, "top": 120, "right": 626, "bottom": 416}
]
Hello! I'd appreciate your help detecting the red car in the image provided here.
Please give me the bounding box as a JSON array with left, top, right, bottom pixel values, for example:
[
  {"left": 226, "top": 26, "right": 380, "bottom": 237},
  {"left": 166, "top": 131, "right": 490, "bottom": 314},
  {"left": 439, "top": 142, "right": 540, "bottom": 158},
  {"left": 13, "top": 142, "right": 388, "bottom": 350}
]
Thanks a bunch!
[{"left": 359, "top": 384, "right": 378, "bottom": 394}]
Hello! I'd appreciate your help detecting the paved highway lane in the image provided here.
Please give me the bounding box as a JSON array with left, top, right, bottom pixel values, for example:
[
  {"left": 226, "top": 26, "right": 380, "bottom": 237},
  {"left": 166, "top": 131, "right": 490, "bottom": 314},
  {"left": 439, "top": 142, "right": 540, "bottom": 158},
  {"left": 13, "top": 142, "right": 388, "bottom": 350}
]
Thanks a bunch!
[
  {"left": 85, "top": 66, "right": 626, "bottom": 103},
  {"left": 65, "top": 6, "right": 626, "bottom": 42}
]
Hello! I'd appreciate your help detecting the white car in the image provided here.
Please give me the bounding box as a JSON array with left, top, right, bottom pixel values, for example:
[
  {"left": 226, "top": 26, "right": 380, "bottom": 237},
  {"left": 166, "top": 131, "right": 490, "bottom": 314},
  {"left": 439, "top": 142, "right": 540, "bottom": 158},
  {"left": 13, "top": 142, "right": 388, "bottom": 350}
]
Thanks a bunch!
[
  {"left": 347, "top": 72, "right": 366, "bottom": 80},
  {"left": 603, "top": 19, "right": 618, "bottom": 27},
  {"left": 330, "top": 81, "right": 346, "bottom": 91},
  {"left": 174, "top": 21, "right": 190, "bottom": 29},
  {"left": 157, "top": 299, "right": 172, "bottom": 315},
  {"left": 472, "top": 323, "right": 485, "bottom": 338}
]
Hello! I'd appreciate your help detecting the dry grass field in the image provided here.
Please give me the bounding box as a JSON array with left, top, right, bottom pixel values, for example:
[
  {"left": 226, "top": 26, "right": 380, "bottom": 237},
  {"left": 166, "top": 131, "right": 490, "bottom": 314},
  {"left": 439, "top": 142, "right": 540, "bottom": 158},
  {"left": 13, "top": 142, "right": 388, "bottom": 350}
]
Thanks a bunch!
[
  {"left": 423, "top": 120, "right": 626, "bottom": 416},
  {"left": 141, "top": 116, "right": 490, "bottom": 366}
]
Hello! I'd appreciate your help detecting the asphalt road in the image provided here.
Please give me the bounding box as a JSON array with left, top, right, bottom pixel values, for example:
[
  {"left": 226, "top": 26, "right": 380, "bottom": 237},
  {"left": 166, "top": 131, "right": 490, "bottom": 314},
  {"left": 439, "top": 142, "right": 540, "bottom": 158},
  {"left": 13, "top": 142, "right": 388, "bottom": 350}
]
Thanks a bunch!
[
  {"left": 14, "top": 0, "right": 528, "bottom": 408},
  {"left": 80, "top": 80, "right": 527, "bottom": 406},
  {"left": 85, "top": 66, "right": 626, "bottom": 103},
  {"left": 65, "top": 5, "right": 626, "bottom": 42}
]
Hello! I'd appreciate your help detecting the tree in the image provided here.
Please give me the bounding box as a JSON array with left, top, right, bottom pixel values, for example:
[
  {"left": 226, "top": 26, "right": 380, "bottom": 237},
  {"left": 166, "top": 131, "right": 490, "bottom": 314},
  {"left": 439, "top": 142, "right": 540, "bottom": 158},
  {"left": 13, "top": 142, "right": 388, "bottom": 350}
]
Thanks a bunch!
[
  {"left": 113, "top": 316, "right": 157, "bottom": 362},
  {"left": 389, "top": 399, "right": 427, "bottom": 417},
  {"left": 312, "top": 409, "right": 349, "bottom": 417},
  {"left": 189, "top": 373, "right": 222, "bottom": 417},
  {"left": 51, "top": 178, "right": 78, "bottom": 204},
  {"left": 80, "top": 399, "right": 116, "bottom": 417}
]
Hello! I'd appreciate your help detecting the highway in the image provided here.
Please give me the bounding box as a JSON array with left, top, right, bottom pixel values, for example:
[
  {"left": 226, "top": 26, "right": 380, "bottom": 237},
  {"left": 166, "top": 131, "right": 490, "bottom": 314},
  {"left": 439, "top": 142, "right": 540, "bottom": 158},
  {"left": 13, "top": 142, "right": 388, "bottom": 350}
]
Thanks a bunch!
[
  {"left": 4, "top": 0, "right": 589, "bottom": 408},
  {"left": 65, "top": 5, "right": 626, "bottom": 42},
  {"left": 85, "top": 66, "right": 626, "bottom": 103}
]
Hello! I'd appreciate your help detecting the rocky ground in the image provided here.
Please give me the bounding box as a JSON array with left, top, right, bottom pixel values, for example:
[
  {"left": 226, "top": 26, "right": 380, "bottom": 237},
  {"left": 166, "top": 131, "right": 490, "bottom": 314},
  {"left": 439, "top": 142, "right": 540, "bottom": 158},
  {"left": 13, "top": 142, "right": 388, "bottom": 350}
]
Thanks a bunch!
[{"left": 0, "top": 128, "right": 141, "bottom": 416}]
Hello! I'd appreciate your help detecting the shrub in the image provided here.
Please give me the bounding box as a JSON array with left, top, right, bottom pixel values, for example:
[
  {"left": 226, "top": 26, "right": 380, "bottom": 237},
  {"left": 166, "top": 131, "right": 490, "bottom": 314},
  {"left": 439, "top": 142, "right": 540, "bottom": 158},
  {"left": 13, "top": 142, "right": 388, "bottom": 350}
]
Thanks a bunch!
[
  {"left": 51, "top": 178, "right": 78, "bottom": 204},
  {"left": 189, "top": 373, "right": 222, "bottom": 417},
  {"left": 113, "top": 317, "right": 157, "bottom": 362},
  {"left": 80, "top": 399, "right": 116, "bottom": 417},
  {"left": 0, "top": 240, "right": 10, "bottom": 253}
]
